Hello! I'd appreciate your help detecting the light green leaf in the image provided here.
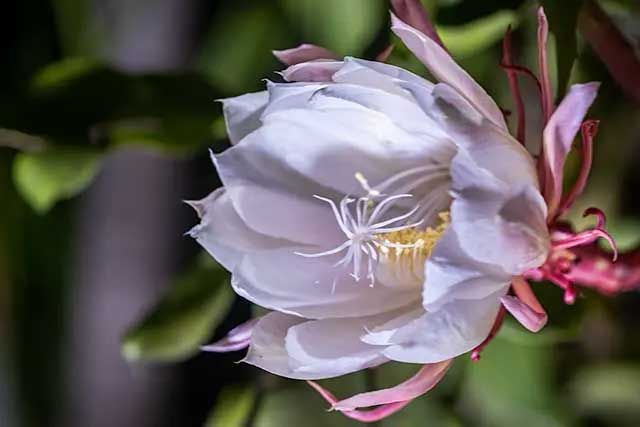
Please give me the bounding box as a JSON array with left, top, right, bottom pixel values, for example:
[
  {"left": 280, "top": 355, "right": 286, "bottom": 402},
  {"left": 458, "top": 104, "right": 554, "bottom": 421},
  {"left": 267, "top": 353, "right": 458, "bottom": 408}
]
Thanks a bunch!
[
  {"left": 31, "top": 57, "right": 102, "bottom": 92},
  {"left": 122, "top": 255, "right": 233, "bottom": 363},
  {"left": 205, "top": 384, "right": 256, "bottom": 427},
  {"left": 13, "top": 148, "right": 102, "bottom": 213},
  {"left": 438, "top": 10, "right": 519, "bottom": 59},
  {"left": 280, "top": 0, "right": 385, "bottom": 55}
]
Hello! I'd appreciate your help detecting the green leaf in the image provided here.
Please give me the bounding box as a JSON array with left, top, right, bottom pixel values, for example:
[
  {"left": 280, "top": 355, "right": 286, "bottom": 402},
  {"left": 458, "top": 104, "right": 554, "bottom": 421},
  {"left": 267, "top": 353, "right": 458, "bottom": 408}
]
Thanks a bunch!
[
  {"left": 542, "top": 0, "right": 583, "bottom": 97},
  {"left": 437, "top": 10, "right": 519, "bottom": 59},
  {"left": 462, "top": 334, "right": 572, "bottom": 427},
  {"left": 12, "top": 147, "right": 102, "bottom": 213},
  {"left": 280, "top": 0, "right": 385, "bottom": 55},
  {"left": 205, "top": 384, "right": 257, "bottom": 427},
  {"left": 122, "top": 255, "right": 233, "bottom": 363},
  {"left": 31, "top": 57, "right": 103, "bottom": 93},
  {"left": 569, "top": 363, "right": 640, "bottom": 424},
  {"left": 0, "top": 128, "right": 48, "bottom": 152},
  {"left": 254, "top": 383, "right": 361, "bottom": 427},
  {"left": 197, "top": 6, "right": 291, "bottom": 94}
]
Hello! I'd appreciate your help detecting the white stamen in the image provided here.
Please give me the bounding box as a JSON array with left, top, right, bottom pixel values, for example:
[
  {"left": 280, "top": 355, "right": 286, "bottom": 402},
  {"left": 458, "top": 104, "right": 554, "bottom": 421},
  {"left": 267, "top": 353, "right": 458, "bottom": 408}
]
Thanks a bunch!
[{"left": 295, "top": 192, "right": 422, "bottom": 290}]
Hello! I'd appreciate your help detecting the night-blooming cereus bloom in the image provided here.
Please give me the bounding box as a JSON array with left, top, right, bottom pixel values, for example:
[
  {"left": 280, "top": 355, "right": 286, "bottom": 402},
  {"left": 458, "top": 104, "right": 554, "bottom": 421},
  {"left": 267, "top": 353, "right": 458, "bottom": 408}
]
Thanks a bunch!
[{"left": 190, "top": 0, "right": 613, "bottom": 422}]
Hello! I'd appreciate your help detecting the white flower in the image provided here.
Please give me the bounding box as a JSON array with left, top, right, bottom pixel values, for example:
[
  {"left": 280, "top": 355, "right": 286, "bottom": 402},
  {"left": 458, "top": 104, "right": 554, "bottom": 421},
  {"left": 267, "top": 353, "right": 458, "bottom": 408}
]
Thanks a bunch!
[{"left": 189, "top": 13, "right": 550, "bottom": 380}]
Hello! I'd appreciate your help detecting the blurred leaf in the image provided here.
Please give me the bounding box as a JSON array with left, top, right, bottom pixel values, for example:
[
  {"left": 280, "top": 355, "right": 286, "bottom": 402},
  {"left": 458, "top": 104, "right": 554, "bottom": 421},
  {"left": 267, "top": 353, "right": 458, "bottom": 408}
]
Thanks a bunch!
[
  {"left": 254, "top": 383, "right": 361, "bottom": 427},
  {"left": 0, "top": 129, "right": 48, "bottom": 152},
  {"left": 205, "top": 384, "right": 256, "bottom": 427},
  {"left": 381, "top": 399, "right": 459, "bottom": 427},
  {"left": 437, "top": 10, "right": 519, "bottom": 59},
  {"left": 462, "top": 334, "right": 571, "bottom": 427},
  {"left": 280, "top": 0, "right": 384, "bottom": 55},
  {"left": 197, "top": 6, "right": 290, "bottom": 94},
  {"left": 50, "top": 0, "right": 101, "bottom": 55},
  {"left": 569, "top": 364, "right": 640, "bottom": 424},
  {"left": 12, "top": 148, "right": 102, "bottom": 213},
  {"left": 31, "top": 57, "right": 103, "bottom": 93},
  {"left": 543, "top": 0, "right": 583, "bottom": 97},
  {"left": 122, "top": 255, "right": 233, "bottom": 362}
]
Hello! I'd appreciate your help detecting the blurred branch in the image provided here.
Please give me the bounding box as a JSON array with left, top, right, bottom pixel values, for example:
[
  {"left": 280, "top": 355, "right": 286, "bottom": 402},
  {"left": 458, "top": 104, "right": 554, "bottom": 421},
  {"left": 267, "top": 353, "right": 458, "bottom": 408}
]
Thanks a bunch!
[{"left": 578, "top": 0, "right": 640, "bottom": 104}]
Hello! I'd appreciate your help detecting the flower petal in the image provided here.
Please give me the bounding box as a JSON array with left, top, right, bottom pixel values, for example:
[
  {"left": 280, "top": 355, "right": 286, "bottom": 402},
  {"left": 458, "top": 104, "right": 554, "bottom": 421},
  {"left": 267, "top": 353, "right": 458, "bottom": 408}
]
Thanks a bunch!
[
  {"left": 333, "top": 360, "right": 452, "bottom": 410},
  {"left": 390, "top": 0, "right": 444, "bottom": 48},
  {"left": 232, "top": 247, "right": 419, "bottom": 318},
  {"left": 273, "top": 43, "right": 340, "bottom": 65},
  {"left": 220, "top": 91, "right": 268, "bottom": 145},
  {"left": 244, "top": 312, "right": 389, "bottom": 379},
  {"left": 542, "top": 82, "right": 600, "bottom": 218},
  {"left": 500, "top": 295, "right": 547, "bottom": 332},
  {"left": 368, "top": 289, "right": 507, "bottom": 363},
  {"left": 187, "top": 188, "right": 288, "bottom": 270},
  {"left": 201, "top": 318, "right": 259, "bottom": 352},
  {"left": 281, "top": 60, "right": 343, "bottom": 82},
  {"left": 390, "top": 12, "right": 507, "bottom": 130}
]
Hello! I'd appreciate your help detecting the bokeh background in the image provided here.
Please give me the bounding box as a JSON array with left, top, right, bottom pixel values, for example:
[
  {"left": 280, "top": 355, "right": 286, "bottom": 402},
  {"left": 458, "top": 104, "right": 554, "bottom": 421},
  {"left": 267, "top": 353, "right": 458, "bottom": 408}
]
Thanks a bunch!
[{"left": 1, "top": 0, "right": 639, "bottom": 426}]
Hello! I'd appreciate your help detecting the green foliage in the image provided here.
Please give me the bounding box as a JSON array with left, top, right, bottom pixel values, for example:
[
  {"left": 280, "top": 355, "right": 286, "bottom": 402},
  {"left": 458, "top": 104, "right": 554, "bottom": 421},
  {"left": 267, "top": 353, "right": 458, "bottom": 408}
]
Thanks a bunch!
[
  {"left": 569, "top": 363, "right": 640, "bottom": 425},
  {"left": 0, "top": 129, "right": 48, "bottom": 152},
  {"left": 280, "top": 0, "right": 385, "bottom": 55},
  {"left": 206, "top": 384, "right": 257, "bottom": 427},
  {"left": 438, "top": 10, "right": 519, "bottom": 59},
  {"left": 542, "top": 0, "right": 583, "bottom": 97},
  {"left": 121, "top": 255, "right": 234, "bottom": 363},
  {"left": 197, "top": 5, "right": 291, "bottom": 94},
  {"left": 12, "top": 147, "right": 102, "bottom": 213},
  {"left": 462, "top": 333, "right": 571, "bottom": 427}
]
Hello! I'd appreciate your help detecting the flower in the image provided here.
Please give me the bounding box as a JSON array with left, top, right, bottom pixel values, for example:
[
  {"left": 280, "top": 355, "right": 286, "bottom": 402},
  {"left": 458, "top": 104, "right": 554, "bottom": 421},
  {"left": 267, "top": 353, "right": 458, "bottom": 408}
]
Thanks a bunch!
[{"left": 190, "top": 0, "right": 616, "bottom": 422}]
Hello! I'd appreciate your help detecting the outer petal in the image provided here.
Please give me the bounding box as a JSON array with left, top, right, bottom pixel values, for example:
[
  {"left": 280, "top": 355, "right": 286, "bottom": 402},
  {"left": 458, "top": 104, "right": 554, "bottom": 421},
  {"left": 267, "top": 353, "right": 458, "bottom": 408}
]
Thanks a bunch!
[
  {"left": 273, "top": 43, "right": 339, "bottom": 65},
  {"left": 281, "top": 60, "right": 343, "bottom": 82},
  {"left": 255, "top": 96, "right": 451, "bottom": 197},
  {"left": 423, "top": 228, "right": 511, "bottom": 311},
  {"left": 245, "top": 312, "right": 389, "bottom": 380},
  {"left": 542, "top": 82, "right": 600, "bottom": 217},
  {"left": 390, "top": 13, "right": 507, "bottom": 130},
  {"left": 333, "top": 359, "right": 452, "bottom": 410},
  {"left": 214, "top": 133, "right": 344, "bottom": 247},
  {"left": 364, "top": 289, "right": 507, "bottom": 363},
  {"left": 220, "top": 91, "right": 268, "bottom": 145},
  {"left": 232, "top": 247, "right": 419, "bottom": 319},
  {"left": 187, "top": 188, "right": 287, "bottom": 270}
]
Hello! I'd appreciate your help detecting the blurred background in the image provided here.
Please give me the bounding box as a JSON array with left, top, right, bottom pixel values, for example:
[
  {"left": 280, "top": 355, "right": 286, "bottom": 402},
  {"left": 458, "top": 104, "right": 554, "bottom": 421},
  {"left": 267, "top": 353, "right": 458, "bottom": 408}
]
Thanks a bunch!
[{"left": 1, "top": 0, "right": 639, "bottom": 426}]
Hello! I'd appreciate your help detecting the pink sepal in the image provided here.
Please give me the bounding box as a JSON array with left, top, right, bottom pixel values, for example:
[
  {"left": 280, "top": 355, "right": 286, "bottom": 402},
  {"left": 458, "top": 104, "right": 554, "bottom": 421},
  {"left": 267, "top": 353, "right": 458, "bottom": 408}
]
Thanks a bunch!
[
  {"left": 201, "top": 318, "right": 259, "bottom": 353},
  {"left": 307, "top": 381, "right": 411, "bottom": 423},
  {"left": 501, "top": 295, "right": 548, "bottom": 333},
  {"left": 390, "top": 0, "right": 445, "bottom": 49},
  {"left": 280, "top": 60, "right": 343, "bottom": 82},
  {"left": 273, "top": 44, "right": 339, "bottom": 66}
]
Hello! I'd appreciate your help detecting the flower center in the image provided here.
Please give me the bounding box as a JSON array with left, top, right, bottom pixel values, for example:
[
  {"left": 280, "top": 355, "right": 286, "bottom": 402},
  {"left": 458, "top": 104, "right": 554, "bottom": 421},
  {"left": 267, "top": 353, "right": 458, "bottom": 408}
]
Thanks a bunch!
[{"left": 374, "top": 212, "right": 450, "bottom": 288}]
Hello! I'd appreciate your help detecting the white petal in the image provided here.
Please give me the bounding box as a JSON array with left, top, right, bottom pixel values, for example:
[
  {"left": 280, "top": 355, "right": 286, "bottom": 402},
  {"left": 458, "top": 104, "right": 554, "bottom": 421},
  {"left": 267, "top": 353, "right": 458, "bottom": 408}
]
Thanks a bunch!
[
  {"left": 451, "top": 184, "right": 550, "bottom": 275},
  {"left": 423, "top": 228, "right": 511, "bottom": 311},
  {"left": 245, "top": 312, "right": 389, "bottom": 380},
  {"left": 256, "top": 98, "right": 452, "bottom": 197},
  {"left": 214, "top": 135, "right": 344, "bottom": 247},
  {"left": 390, "top": 13, "right": 507, "bottom": 130},
  {"left": 220, "top": 91, "right": 268, "bottom": 145},
  {"left": 187, "top": 188, "right": 287, "bottom": 270},
  {"left": 376, "top": 289, "right": 507, "bottom": 363},
  {"left": 231, "top": 247, "right": 419, "bottom": 319}
]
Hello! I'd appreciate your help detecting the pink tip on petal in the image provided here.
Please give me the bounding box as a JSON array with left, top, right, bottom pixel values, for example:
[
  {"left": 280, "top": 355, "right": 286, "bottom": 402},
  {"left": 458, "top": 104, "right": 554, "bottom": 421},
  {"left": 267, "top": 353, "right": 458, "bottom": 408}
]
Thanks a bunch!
[
  {"left": 390, "top": 0, "right": 445, "bottom": 49},
  {"left": 201, "top": 318, "right": 259, "bottom": 353},
  {"left": 307, "top": 381, "right": 412, "bottom": 423},
  {"left": 501, "top": 295, "right": 548, "bottom": 333},
  {"left": 537, "top": 6, "right": 554, "bottom": 122},
  {"left": 272, "top": 44, "right": 340, "bottom": 66},
  {"left": 332, "top": 361, "right": 452, "bottom": 411}
]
